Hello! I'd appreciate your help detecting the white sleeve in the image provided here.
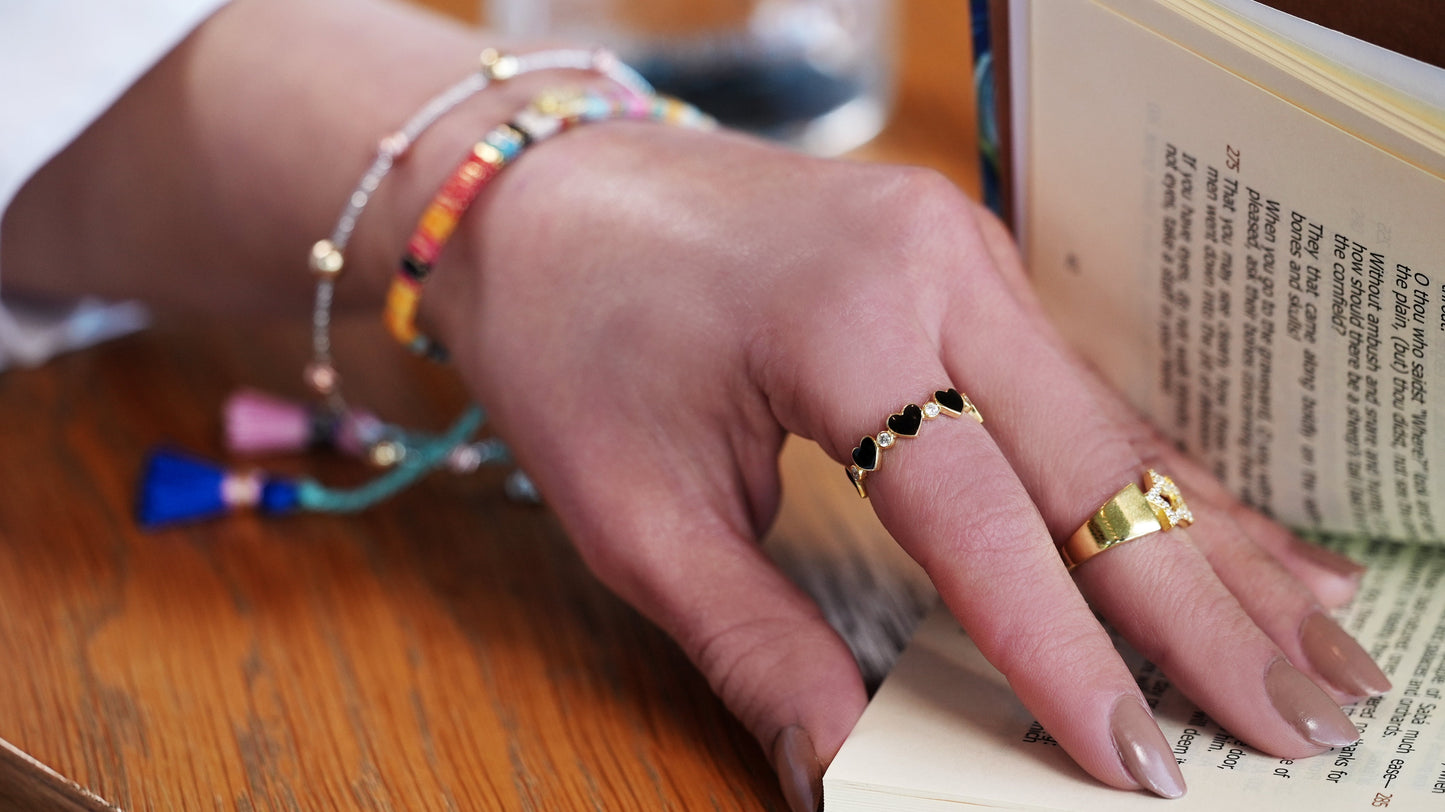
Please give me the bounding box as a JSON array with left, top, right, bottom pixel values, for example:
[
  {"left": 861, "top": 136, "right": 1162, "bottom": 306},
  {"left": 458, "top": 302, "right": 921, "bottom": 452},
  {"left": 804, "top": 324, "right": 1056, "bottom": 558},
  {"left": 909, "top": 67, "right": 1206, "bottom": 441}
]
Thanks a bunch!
[{"left": 0, "top": 0, "right": 231, "bottom": 370}]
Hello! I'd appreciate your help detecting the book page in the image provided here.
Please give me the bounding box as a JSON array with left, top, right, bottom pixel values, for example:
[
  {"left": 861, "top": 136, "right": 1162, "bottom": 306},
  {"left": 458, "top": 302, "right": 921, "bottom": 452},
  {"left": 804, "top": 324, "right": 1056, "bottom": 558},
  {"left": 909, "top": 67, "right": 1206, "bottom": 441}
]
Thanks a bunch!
[
  {"left": 1144, "top": 0, "right": 1445, "bottom": 160},
  {"left": 1207, "top": 0, "right": 1445, "bottom": 115},
  {"left": 1024, "top": 0, "right": 1445, "bottom": 541},
  {"left": 823, "top": 539, "right": 1445, "bottom": 811}
]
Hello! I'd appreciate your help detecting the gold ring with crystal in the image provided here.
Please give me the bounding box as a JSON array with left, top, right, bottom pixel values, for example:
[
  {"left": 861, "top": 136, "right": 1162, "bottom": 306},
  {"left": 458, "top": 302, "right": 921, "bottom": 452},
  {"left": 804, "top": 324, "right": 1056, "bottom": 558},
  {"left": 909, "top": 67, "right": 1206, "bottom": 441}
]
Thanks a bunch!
[{"left": 1060, "top": 470, "right": 1193, "bottom": 571}]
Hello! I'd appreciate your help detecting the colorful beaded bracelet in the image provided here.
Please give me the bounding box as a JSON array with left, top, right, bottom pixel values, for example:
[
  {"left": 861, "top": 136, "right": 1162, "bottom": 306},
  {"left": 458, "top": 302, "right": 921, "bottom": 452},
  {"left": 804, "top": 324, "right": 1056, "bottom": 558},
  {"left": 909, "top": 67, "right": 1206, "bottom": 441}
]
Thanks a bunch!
[
  {"left": 135, "top": 52, "right": 699, "bottom": 526},
  {"left": 385, "top": 86, "right": 714, "bottom": 360},
  {"left": 307, "top": 47, "right": 654, "bottom": 407}
]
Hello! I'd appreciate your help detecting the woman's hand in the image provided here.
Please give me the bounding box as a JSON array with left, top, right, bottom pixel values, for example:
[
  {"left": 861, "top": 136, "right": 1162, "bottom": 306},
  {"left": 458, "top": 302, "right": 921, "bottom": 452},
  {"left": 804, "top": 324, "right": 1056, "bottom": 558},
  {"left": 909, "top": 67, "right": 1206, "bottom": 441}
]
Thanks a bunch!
[
  {"left": 0, "top": 0, "right": 1384, "bottom": 803},
  {"left": 427, "top": 122, "right": 1386, "bottom": 809}
]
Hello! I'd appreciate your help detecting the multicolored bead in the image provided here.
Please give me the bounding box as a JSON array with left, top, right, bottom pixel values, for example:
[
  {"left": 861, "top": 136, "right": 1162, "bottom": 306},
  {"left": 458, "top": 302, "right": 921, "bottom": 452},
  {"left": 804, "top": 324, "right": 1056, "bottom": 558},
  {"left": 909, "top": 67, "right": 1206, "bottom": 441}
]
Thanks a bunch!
[{"left": 382, "top": 85, "right": 713, "bottom": 360}]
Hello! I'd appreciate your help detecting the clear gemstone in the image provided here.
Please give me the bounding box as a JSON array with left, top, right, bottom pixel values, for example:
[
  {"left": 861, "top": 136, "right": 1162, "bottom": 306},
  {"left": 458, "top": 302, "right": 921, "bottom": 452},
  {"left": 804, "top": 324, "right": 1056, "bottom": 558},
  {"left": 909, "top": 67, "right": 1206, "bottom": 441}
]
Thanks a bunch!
[
  {"left": 1144, "top": 471, "right": 1193, "bottom": 529},
  {"left": 923, "top": 402, "right": 940, "bottom": 418},
  {"left": 877, "top": 431, "right": 895, "bottom": 448}
]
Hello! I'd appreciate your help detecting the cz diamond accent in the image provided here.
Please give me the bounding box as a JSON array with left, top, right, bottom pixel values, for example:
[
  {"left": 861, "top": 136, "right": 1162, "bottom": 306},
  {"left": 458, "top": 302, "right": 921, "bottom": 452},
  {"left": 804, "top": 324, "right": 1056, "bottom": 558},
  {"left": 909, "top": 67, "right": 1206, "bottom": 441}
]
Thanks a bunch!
[
  {"left": 877, "top": 431, "right": 896, "bottom": 448},
  {"left": 923, "top": 401, "right": 940, "bottom": 418},
  {"left": 1144, "top": 470, "right": 1193, "bottom": 529}
]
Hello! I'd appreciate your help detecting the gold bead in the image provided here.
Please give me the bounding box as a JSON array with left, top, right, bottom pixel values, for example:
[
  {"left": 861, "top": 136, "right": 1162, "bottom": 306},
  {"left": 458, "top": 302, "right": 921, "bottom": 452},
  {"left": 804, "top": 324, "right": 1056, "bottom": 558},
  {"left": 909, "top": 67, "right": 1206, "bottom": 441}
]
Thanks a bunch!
[
  {"left": 532, "top": 96, "right": 554, "bottom": 116},
  {"left": 369, "top": 440, "right": 405, "bottom": 467},
  {"left": 480, "top": 48, "right": 519, "bottom": 81},
  {"left": 303, "top": 361, "right": 339, "bottom": 395},
  {"left": 473, "top": 142, "right": 504, "bottom": 167},
  {"left": 533, "top": 88, "right": 587, "bottom": 120},
  {"left": 309, "top": 239, "right": 344, "bottom": 277},
  {"left": 378, "top": 132, "right": 410, "bottom": 158}
]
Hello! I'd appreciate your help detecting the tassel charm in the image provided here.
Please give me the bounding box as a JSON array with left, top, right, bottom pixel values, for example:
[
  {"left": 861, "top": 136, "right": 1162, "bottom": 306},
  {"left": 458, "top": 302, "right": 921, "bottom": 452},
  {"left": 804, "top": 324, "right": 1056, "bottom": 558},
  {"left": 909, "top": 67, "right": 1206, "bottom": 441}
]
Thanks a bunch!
[
  {"left": 137, "top": 403, "right": 509, "bottom": 527},
  {"left": 136, "top": 449, "right": 299, "bottom": 528},
  {"left": 224, "top": 389, "right": 381, "bottom": 457},
  {"left": 224, "top": 389, "right": 315, "bottom": 455}
]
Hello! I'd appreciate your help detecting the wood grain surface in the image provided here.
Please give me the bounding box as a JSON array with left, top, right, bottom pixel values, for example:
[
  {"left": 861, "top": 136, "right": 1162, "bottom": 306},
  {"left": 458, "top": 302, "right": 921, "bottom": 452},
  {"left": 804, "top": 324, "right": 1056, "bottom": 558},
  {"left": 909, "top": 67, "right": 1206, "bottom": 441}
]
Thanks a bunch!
[{"left": 0, "top": 2, "right": 975, "bottom": 809}]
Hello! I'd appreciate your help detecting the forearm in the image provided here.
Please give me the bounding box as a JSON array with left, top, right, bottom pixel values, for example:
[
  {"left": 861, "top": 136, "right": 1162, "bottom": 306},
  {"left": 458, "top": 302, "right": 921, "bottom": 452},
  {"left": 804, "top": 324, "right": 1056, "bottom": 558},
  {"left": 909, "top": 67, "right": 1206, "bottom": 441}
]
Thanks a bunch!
[{"left": 0, "top": 0, "right": 573, "bottom": 315}]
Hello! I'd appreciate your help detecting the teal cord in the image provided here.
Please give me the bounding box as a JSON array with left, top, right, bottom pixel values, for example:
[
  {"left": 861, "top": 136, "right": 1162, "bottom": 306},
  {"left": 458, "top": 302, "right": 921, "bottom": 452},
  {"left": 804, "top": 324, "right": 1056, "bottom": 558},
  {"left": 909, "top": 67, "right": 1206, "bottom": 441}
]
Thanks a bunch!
[{"left": 297, "top": 405, "right": 484, "bottom": 513}]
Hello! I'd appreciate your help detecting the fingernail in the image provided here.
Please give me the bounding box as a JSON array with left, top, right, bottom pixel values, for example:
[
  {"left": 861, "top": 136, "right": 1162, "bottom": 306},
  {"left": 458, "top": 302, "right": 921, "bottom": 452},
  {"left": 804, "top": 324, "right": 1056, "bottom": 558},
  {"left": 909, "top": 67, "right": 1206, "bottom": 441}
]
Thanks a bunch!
[
  {"left": 772, "top": 725, "right": 822, "bottom": 812},
  {"left": 1294, "top": 539, "right": 1367, "bottom": 580},
  {"left": 1265, "top": 659, "right": 1360, "bottom": 747},
  {"left": 1110, "top": 697, "right": 1186, "bottom": 799},
  {"left": 1300, "top": 611, "right": 1392, "bottom": 697}
]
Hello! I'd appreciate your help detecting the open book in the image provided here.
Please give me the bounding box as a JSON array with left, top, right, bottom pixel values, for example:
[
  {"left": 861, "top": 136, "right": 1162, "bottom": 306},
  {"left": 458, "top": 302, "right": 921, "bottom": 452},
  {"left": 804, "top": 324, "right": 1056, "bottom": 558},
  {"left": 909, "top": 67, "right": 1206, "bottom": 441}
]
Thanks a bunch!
[
  {"left": 1008, "top": 0, "right": 1445, "bottom": 542},
  {"left": 825, "top": 0, "right": 1445, "bottom": 808},
  {"left": 826, "top": 539, "right": 1445, "bottom": 810}
]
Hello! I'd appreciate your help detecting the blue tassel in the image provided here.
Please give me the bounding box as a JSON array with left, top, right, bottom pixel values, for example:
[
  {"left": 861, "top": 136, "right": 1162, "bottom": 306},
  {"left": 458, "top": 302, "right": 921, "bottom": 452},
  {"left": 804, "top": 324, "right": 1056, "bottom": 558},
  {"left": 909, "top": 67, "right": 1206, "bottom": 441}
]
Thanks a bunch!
[
  {"left": 136, "top": 448, "right": 229, "bottom": 528},
  {"left": 136, "top": 448, "right": 301, "bottom": 527},
  {"left": 135, "top": 405, "right": 491, "bottom": 528}
]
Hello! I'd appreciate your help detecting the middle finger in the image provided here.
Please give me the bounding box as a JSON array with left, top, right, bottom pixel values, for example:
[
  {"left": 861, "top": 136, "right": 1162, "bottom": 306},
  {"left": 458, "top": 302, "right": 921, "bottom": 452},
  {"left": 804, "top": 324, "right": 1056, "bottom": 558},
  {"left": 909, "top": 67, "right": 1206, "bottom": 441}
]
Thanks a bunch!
[{"left": 938, "top": 245, "right": 1359, "bottom": 756}]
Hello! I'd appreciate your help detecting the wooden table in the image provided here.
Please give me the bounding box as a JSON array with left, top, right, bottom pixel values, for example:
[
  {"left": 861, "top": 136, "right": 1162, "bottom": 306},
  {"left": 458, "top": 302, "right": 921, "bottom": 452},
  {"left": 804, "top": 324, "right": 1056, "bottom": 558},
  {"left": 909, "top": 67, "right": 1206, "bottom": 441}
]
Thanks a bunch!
[{"left": 0, "top": 2, "right": 975, "bottom": 809}]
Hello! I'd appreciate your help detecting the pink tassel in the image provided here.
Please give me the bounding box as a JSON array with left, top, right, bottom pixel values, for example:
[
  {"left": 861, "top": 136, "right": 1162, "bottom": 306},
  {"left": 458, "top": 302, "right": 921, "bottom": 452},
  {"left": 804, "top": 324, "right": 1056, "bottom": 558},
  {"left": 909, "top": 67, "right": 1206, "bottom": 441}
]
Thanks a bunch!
[
  {"left": 224, "top": 388, "right": 383, "bottom": 458},
  {"left": 224, "top": 389, "right": 315, "bottom": 455}
]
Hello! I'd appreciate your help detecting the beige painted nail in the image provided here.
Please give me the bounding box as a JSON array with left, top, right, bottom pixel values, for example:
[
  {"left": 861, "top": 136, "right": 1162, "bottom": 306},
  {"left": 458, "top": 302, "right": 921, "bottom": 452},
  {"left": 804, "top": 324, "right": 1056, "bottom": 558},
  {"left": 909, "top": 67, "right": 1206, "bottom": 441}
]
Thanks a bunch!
[
  {"left": 1300, "top": 611, "right": 1392, "bottom": 697},
  {"left": 1265, "top": 659, "right": 1360, "bottom": 747},
  {"left": 1110, "top": 697, "right": 1186, "bottom": 799},
  {"left": 1293, "top": 541, "right": 1367, "bottom": 580},
  {"left": 773, "top": 725, "right": 822, "bottom": 812}
]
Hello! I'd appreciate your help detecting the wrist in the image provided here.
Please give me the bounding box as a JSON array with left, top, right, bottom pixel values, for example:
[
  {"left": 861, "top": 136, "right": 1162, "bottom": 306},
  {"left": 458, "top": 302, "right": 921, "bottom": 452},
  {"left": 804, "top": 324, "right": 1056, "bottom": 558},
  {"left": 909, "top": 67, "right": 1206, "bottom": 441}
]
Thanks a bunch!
[
  {"left": 352, "top": 72, "right": 716, "bottom": 369},
  {"left": 345, "top": 68, "right": 615, "bottom": 299}
]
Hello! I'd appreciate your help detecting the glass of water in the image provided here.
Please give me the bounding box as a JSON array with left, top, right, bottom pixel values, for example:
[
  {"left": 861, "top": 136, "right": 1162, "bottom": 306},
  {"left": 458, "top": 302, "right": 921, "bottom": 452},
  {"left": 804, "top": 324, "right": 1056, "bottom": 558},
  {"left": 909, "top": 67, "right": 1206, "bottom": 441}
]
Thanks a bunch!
[{"left": 486, "top": 0, "right": 895, "bottom": 155}]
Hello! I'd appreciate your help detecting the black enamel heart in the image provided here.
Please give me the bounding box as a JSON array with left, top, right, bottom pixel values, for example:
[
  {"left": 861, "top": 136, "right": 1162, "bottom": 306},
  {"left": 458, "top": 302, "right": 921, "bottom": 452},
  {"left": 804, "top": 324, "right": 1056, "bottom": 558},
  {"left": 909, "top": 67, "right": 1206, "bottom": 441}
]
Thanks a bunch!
[
  {"left": 886, "top": 404, "right": 923, "bottom": 437},
  {"left": 934, "top": 388, "right": 966, "bottom": 415},
  {"left": 852, "top": 436, "right": 879, "bottom": 471}
]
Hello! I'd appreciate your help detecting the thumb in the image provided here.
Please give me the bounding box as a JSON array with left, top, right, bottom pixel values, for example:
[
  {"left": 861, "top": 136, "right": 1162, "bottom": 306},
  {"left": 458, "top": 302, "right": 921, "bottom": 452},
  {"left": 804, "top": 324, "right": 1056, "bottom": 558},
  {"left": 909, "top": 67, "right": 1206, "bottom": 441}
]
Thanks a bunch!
[{"left": 561, "top": 488, "right": 866, "bottom": 812}]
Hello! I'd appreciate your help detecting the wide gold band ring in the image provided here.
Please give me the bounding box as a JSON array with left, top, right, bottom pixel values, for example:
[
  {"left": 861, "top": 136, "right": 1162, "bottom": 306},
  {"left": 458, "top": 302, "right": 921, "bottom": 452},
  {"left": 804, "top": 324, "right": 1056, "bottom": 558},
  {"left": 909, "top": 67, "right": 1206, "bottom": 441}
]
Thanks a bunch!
[{"left": 1060, "top": 470, "right": 1194, "bottom": 571}]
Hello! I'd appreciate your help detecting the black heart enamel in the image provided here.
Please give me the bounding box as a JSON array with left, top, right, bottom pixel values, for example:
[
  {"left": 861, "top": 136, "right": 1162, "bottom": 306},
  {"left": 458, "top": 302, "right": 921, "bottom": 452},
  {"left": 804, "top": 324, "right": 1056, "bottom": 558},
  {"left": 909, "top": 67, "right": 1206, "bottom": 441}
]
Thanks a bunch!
[
  {"left": 934, "top": 388, "right": 966, "bottom": 415},
  {"left": 887, "top": 404, "right": 923, "bottom": 437},
  {"left": 852, "top": 436, "right": 879, "bottom": 471}
]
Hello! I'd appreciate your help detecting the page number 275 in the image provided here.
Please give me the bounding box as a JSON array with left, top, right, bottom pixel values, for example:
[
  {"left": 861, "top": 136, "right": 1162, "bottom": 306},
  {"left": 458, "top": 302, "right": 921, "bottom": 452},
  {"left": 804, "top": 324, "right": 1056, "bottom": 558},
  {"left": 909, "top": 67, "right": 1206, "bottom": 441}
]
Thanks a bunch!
[{"left": 1225, "top": 145, "right": 1241, "bottom": 172}]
